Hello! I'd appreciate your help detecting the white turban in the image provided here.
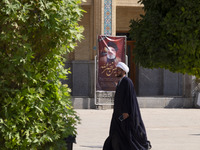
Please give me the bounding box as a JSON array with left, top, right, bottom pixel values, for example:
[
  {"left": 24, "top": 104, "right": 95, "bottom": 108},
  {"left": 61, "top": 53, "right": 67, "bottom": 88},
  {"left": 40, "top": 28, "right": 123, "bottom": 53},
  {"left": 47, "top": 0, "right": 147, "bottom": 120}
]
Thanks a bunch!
[{"left": 116, "top": 62, "right": 129, "bottom": 74}]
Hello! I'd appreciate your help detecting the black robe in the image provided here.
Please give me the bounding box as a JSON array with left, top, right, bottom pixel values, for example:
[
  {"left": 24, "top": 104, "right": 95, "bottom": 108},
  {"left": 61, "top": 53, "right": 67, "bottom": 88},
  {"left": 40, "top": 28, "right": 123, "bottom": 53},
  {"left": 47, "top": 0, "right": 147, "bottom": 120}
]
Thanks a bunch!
[{"left": 103, "top": 77, "right": 151, "bottom": 150}]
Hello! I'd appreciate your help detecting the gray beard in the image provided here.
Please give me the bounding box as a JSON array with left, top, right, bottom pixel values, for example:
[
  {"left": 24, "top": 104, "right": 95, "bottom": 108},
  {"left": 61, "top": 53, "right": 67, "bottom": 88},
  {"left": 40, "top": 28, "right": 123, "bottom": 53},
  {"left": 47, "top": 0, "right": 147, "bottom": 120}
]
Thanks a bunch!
[{"left": 116, "top": 74, "right": 123, "bottom": 78}]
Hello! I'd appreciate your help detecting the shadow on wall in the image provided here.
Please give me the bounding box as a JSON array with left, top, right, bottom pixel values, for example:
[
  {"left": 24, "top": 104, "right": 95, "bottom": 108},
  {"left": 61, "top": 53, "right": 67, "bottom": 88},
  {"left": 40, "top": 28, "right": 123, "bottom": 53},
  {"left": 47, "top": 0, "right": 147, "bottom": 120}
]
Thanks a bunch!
[
  {"left": 137, "top": 97, "right": 194, "bottom": 108},
  {"left": 164, "top": 97, "right": 194, "bottom": 108}
]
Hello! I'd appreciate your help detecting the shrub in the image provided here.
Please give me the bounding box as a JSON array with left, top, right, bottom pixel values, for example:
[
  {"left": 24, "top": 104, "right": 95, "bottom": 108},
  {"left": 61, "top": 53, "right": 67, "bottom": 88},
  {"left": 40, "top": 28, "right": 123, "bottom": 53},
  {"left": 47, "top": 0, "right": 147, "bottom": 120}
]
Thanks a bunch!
[
  {"left": 130, "top": 0, "right": 200, "bottom": 77},
  {"left": 0, "top": 0, "right": 83, "bottom": 149}
]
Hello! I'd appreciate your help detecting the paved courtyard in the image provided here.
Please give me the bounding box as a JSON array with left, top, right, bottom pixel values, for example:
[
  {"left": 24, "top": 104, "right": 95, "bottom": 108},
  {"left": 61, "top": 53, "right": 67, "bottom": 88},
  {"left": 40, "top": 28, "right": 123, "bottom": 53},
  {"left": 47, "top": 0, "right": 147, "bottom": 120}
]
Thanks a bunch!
[{"left": 73, "top": 108, "right": 200, "bottom": 150}]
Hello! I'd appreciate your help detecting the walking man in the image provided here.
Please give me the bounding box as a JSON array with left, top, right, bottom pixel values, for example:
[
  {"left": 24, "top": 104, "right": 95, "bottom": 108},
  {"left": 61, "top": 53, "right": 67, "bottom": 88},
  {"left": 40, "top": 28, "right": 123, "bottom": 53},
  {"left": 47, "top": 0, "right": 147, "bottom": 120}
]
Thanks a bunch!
[{"left": 103, "top": 62, "right": 151, "bottom": 150}]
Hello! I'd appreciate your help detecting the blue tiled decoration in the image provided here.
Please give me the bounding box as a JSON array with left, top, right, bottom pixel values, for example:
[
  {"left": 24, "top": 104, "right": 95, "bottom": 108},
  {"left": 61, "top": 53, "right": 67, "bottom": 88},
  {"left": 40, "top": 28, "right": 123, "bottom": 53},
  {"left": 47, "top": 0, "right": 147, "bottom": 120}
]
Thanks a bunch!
[{"left": 104, "top": 0, "right": 112, "bottom": 35}]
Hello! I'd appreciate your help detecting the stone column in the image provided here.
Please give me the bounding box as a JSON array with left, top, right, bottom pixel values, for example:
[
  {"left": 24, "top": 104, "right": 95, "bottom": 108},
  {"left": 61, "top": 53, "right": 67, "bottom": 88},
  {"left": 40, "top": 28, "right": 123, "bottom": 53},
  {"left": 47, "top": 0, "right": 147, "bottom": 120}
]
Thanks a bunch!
[
  {"left": 183, "top": 74, "right": 192, "bottom": 98},
  {"left": 95, "top": 0, "right": 118, "bottom": 109},
  {"left": 93, "top": 0, "right": 103, "bottom": 58},
  {"left": 112, "top": 0, "right": 116, "bottom": 36}
]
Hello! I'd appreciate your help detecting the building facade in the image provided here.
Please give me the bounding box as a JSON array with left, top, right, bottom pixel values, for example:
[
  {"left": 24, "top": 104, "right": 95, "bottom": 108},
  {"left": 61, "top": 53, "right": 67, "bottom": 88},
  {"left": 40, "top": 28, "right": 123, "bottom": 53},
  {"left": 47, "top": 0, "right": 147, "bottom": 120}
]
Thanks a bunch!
[{"left": 64, "top": 0, "right": 194, "bottom": 108}]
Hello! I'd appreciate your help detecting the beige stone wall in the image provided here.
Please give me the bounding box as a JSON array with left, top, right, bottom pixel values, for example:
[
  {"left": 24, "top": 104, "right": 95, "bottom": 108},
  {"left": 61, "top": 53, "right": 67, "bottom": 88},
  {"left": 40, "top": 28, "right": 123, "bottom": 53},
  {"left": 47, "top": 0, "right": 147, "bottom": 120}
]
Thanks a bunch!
[
  {"left": 93, "top": 0, "right": 103, "bottom": 59},
  {"left": 74, "top": 1, "right": 104, "bottom": 61},
  {"left": 81, "top": 0, "right": 92, "bottom": 5},
  {"left": 116, "top": 7, "right": 144, "bottom": 32},
  {"left": 116, "top": 0, "right": 143, "bottom": 6},
  {"left": 81, "top": 0, "right": 142, "bottom": 7},
  {"left": 69, "top": 1, "right": 144, "bottom": 61},
  {"left": 74, "top": 6, "right": 91, "bottom": 60}
]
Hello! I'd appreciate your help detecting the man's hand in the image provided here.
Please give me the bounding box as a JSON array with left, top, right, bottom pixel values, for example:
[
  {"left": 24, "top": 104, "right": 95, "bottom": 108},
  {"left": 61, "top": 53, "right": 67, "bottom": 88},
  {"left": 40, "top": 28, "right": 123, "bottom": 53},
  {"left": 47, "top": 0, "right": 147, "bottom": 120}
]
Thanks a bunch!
[{"left": 122, "top": 113, "right": 129, "bottom": 119}]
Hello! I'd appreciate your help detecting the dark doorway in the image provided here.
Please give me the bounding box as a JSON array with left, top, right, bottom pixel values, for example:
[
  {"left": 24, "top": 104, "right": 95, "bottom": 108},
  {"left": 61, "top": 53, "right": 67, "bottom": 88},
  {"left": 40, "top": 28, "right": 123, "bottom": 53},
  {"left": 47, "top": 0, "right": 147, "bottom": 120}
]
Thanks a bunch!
[{"left": 116, "top": 32, "right": 137, "bottom": 93}]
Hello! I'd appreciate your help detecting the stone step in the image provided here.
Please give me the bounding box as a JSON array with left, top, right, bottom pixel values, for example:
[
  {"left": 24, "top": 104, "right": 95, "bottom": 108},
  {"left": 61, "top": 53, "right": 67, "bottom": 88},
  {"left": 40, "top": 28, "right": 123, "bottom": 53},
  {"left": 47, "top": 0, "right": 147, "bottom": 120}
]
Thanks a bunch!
[{"left": 71, "top": 96, "right": 194, "bottom": 109}]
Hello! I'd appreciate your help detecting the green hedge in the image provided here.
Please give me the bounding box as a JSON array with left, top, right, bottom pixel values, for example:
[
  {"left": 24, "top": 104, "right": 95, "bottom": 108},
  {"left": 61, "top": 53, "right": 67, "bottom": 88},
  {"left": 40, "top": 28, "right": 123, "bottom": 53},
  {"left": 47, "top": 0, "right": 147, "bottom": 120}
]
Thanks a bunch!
[{"left": 0, "top": 0, "right": 83, "bottom": 149}]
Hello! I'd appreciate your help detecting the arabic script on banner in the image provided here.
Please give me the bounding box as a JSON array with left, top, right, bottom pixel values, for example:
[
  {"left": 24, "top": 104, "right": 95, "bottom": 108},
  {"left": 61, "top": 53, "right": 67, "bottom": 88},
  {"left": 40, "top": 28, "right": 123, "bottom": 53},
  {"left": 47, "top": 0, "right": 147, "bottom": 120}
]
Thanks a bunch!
[{"left": 97, "top": 35, "right": 126, "bottom": 91}]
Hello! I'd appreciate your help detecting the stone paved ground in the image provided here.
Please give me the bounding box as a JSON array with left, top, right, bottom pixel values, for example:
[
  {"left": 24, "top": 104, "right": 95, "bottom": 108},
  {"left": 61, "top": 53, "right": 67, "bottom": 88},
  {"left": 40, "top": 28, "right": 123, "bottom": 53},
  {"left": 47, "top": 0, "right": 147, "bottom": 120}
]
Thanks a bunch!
[{"left": 73, "top": 109, "right": 200, "bottom": 150}]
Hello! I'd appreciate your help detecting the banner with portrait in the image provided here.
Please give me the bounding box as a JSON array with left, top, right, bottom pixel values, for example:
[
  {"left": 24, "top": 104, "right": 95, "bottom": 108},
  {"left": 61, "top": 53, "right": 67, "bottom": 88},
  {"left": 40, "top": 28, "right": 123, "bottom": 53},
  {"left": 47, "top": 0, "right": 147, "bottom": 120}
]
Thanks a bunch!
[{"left": 97, "top": 35, "right": 126, "bottom": 91}]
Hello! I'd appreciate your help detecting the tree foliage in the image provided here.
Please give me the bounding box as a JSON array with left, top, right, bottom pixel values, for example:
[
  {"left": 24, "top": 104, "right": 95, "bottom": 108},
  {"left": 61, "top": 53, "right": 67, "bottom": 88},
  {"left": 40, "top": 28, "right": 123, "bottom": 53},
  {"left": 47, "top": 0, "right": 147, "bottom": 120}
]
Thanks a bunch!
[
  {"left": 130, "top": 0, "right": 200, "bottom": 77},
  {"left": 0, "top": 0, "right": 83, "bottom": 149}
]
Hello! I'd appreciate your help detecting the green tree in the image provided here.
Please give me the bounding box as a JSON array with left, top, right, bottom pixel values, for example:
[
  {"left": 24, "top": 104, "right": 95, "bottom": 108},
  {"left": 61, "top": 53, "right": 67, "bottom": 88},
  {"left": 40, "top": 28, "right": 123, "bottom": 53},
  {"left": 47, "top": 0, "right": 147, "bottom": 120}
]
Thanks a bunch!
[
  {"left": 130, "top": 0, "right": 200, "bottom": 77},
  {"left": 0, "top": 0, "right": 83, "bottom": 149}
]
